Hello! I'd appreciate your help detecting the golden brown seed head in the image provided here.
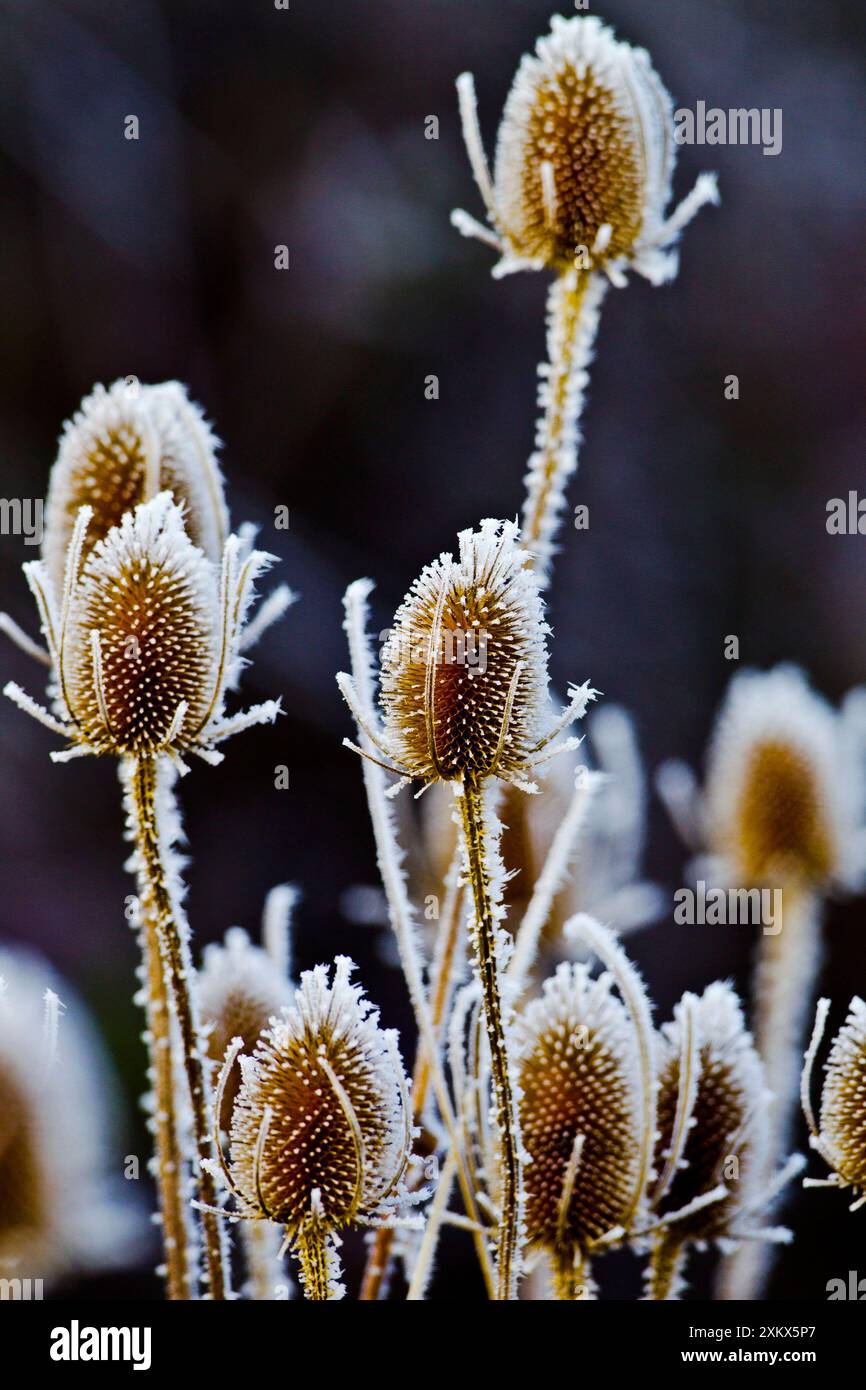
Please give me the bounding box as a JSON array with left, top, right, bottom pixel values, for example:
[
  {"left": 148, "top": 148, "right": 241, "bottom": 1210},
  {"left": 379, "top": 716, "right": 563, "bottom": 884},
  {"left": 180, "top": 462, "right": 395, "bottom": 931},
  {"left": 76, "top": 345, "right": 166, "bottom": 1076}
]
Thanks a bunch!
[
  {"left": 654, "top": 983, "right": 767, "bottom": 1242},
  {"left": 379, "top": 519, "right": 551, "bottom": 785},
  {"left": 61, "top": 494, "right": 218, "bottom": 756},
  {"left": 703, "top": 667, "right": 845, "bottom": 892},
  {"left": 818, "top": 998, "right": 866, "bottom": 1194},
  {"left": 516, "top": 960, "right": 644, "bottom": 1255},
  {"left": 229, "top": 957, "right": 410, "bottom": 1238},
  {"left": 734, "top": 739, "right": 834, "bottom": 887},
  {"left": 493, "top": 15, "right": 674, "bottom": 272},
  {"left": 43, "top": 379, "right": 227, "bottom": 597}
]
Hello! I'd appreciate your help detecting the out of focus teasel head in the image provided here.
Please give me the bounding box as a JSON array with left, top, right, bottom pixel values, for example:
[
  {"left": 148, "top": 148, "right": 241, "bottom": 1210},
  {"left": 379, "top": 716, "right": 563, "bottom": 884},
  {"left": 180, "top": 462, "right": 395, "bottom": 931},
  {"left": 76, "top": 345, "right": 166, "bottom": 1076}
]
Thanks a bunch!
[
  {"left": 452, "top": 13, "right": 718, "bottom": 283},
  {"left": 43, "top": 379, "right": 227, "bottom": 596},
  {"left": 0, "top": 948, "right": 139, "bottom": 1285},
  {"left": 218, "top": 957, "right": 418, "bottom": 1300},
  {"left": 802, "top": 997, "right": 866, "bottom": 1211}
]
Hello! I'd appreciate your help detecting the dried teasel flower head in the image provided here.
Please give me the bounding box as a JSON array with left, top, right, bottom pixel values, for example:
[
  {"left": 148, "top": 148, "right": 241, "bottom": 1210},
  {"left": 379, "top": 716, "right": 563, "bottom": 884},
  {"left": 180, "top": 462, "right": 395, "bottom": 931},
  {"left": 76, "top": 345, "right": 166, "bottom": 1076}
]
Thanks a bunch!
[
  {"left": 340, "top": 518, "right": 595, "bottom": 795},
  {"left": 0, "top": 948, "right": 139, "bottom": 1284},
  {"left": 658, "top": 666, "right": 866, "bottom": 896},
  {"left": 452, "top": 14, "right": 718, "bottom": 283},
  {"left": 222, "top": 957, "right": 415, "bottom": 1299},
  {"left": 5, "top": 492, "right": 281, "bottom": 768},
  {"left": 511, "top": 916, "right": 656, "bottom": 1297},
  {"left": 647, "top": 982, "right": 803, "bottom": 1298},
  {"left": 802, "top": 997, "right": 866, "bottom": 1211},
  {"left": 199, "top": 887, "right": 298, "bottom": 1125},
  {"left": 43, "top": 379, "right": 228, "bottom": 597}
]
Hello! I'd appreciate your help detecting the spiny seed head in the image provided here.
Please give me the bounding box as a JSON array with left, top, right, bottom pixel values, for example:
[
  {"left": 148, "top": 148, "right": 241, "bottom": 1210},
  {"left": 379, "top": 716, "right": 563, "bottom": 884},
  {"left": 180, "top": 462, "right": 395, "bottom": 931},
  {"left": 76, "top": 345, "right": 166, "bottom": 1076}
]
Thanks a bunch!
[
  {"left": 454, "top": 15, "right": 717, "bottom": 282},
  {"left": 703, "top": 666, "right": 854, "bottom": 891},
  {"left": 379, "top": 519, "right": 551, "bottom": 785},
  {"left": 63, "top": 493, "right": 220, "bottom": 756},
  {"left": 812, "top": 998, "right": 866, "bottom": 1199},
  {"left": 654, "top": 983, "right": 768, "bottom": 1242},
  {"left": 229, "top": 956, "right": 410, "bottom": 1239},
  {"left": 43, "top": 379, "right": 227, "bottom": 598},
  {"left": 515, "top": 959, "right": 646, "bottom": 1256},
  {"left": 199, "top": 926, "right": 294, "bottom": 1124}
]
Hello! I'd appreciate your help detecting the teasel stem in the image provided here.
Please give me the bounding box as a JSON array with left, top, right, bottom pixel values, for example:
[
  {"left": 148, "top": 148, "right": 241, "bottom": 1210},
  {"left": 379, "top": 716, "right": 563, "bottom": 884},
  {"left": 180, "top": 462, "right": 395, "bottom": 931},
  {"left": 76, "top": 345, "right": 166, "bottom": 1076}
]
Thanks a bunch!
[
  {"left": 142, "top": 915, "right": 192, "bottom": 1300},
  {"left": 243, "top": 1222, "right": 284, "bottom": 1302},
  {"left": 126, "top": 753, "right": 229, "bottom": 1301},
  {"left": 343, "top": 580, "right": 495, "bottom": 1298},
  {"left": 458, "top": 769, "right": 523, "bottom": 1300},
  {"left": 360, "top": 863, "right": 466, "bottom": 1300},
  {"left": 717, "top": 885, "right": 822, "bottom": 1300},
  {"left": 521, "top": 267, "right": 608, "bottom": 585},
  {"left": 646, "top": 1234, "right": 687, "bottom": 1301},
  {"left": 295, "top": 1217, "right": 338, "bottom": 1301},
  {"left": 551, "top": 1244, "right": 592, "bottom": 1301}
]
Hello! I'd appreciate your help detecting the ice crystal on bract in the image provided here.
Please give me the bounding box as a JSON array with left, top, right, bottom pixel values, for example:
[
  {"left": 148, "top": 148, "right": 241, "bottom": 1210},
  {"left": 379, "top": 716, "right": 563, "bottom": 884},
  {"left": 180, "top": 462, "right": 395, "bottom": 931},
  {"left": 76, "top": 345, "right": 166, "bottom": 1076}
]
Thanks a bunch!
[
  {"left": 0, "top": 948, "right": 138, "bottom": 1284},
  {"left": 453, "top": 14, "right": 718, "bottom": 283},
  {"left": 224, "top": 957, "right": 414, "bottom": 1299},
  {"left": 512, "top": 917, "right": 655, "bottom": 1297},
  {"left": 647, "top": 983, "right": 802, "bottom": 1300},
  {"left": 360, "top": 518, "right": 594, "bottom": 793},
  {"left": 43, "top": 379, "right": 227, "bottom": 596},
  {"left": 802, "top": 997, "right": 866, "bottom": 1210},
  {"left": 5, "top": 492, "right": 280, "bottom": 767}
]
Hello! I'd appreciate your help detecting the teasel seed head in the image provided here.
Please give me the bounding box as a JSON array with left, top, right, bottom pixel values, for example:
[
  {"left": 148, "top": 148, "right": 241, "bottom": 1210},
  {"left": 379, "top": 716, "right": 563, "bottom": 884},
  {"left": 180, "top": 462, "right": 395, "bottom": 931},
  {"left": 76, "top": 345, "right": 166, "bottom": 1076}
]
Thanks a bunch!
[
  {"left": 701, "top": 666, "right": 866, "bottom": 894},
  {"left": 226, "top": 957, "right": 413, "bottom": 1249},
  {"left": 513, "top": 917, "right": 656, "bottom": 1286},
  {"left": 452, "top": 15, "right": 718, "bottom": 283},
  {"left": 199, "top": 887, "right": 298, "bottom": 1126},
  {"left": 360, "top": 518, "right": 594, "bottom": 794},
  {"left": 6, "top": 492, "right": 281, "bottom": 766},
  {"left": 802, "top": 997, "right": 866, "bottom": 1210},
  {"left": 0, "top": 947, "right": 139, "bottom": 1282},
  {"left": 43, "top": 379, "right": 227, "bottom": 598}
]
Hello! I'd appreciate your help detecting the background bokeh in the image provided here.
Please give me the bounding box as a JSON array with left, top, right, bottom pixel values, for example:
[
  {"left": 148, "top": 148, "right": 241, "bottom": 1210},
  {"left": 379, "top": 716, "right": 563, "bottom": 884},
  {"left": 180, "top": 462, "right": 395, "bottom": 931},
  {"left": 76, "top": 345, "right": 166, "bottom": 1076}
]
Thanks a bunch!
[{"left": 1, "top": 0, "right": 864, "bottom": 1300}]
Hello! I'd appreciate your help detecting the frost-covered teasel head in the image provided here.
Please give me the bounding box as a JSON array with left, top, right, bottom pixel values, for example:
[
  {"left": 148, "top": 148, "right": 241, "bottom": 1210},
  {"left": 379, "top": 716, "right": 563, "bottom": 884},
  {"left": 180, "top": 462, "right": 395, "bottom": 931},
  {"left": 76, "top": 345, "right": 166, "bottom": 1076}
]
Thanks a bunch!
[
  {"left": 658, "top": 665, "right": 866, "bottom": 895},
  {"left": 339, "top": 518, "right": 595, "bottom": 795},
  {"left": 512, "top": 917, "right": 656, "bottom": 1297},
  {"left": 802, "top": 997, "right": 866, "bottom": 1211},
  {"left": 646, "top": 982, "right": 803, "bottom": 1299},
  {"left": 0, "top": 948, "right": 138, "bottom": 1284},
  {"left": 5, "top": 492, "right": 281, "bottom": 768},
  {"left": 43, "top": 379, "right": 228, "bottom": 596},
  {"left": 452, "top": 14, "right": 718, "bottom": 283},
  {"left": 220, "top": 958, "right": 415, "bottom": 1299}
]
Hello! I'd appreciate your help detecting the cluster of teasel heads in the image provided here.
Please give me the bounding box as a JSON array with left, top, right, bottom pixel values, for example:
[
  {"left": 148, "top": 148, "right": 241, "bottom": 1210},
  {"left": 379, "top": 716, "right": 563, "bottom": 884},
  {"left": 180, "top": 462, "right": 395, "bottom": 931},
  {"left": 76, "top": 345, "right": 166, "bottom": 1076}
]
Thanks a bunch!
[{"left": 2, "top": 12, "right": 864, "bottom": 1303}]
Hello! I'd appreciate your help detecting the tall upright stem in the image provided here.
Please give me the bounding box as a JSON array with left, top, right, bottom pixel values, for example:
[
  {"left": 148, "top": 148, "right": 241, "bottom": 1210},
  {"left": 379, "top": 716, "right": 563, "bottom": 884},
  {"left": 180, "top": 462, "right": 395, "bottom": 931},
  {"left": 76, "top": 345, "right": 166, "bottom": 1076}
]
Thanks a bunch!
[
  {"left": 521, "top": 268, "right": 607, "bottom": 585},
  {"left": 126, "top": 754, "right": 228, "bottom": 1300},
  {"left": 296, "top": 1222, "right": 334, "bottom": 1301},
  {"left": 647, "top": 1235, "right": 687, "bottom": 1301},
  {"left": 459, "top": 770, "right": 523, "bottom": 1300},
  {"left": 141, "top": 916, "right": 192, "bottom": 1299},
  {"left": 552, "top": 1244, "right": 592, "bottom": 1301},
  {"left": 359, "top": 869, "right": 466, "bottom": 1301},
  {"left": 717, "top": 887, "right": 821, "bottom": 1300}
]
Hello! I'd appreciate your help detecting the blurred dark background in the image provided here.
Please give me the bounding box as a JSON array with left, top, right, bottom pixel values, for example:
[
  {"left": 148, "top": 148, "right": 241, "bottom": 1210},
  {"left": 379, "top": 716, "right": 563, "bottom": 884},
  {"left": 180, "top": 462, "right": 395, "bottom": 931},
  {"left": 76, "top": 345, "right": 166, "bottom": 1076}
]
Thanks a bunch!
[{"left": 1, "top": 0, "right": 864, "bottom": 1300}]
